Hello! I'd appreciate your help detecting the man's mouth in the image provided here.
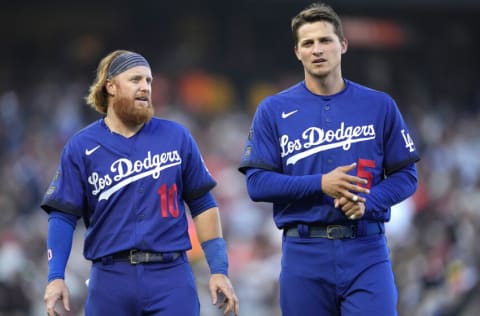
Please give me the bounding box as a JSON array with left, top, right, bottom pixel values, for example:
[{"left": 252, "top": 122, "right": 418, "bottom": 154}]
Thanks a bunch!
[{"left": 313, "top": 58, "right": 326, "bottom": 64}]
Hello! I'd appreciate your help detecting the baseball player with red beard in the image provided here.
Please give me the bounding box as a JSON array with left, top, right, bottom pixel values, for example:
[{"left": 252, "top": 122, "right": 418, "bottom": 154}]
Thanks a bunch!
[
  {"left": 239, "top": 3, "right": 419, "bottom": 316},
  {"left": 42, "top": 50, "right": 239, "bottom": 316}
]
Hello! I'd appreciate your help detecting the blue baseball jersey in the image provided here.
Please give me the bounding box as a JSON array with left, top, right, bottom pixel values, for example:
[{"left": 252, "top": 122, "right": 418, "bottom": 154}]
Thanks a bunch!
[
  {"left": 41, "top": 117, "right": 216, "bottom": 260},
  {"left": 239, "top": 80, "right": 420, "bottom": 228}
]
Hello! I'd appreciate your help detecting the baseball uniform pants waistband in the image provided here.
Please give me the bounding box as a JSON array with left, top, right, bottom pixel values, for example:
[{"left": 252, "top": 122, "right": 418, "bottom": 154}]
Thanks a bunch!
[
  {"left": 93, "top": 249, "right": 183, "bottom": 265},
  {"left": 284, "top": 222, "right": 384, "bottom": 239}
]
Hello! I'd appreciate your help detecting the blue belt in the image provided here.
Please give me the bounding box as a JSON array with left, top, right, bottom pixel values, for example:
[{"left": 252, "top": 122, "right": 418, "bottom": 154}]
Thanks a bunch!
[{"left": 284, "top": 222, "right": 383, "bottom": 239}]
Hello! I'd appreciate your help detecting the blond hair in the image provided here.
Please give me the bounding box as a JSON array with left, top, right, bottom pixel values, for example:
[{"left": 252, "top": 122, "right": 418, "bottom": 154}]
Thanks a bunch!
[{"left": 85, "top": 50, "right": 129, "bottom": 114}]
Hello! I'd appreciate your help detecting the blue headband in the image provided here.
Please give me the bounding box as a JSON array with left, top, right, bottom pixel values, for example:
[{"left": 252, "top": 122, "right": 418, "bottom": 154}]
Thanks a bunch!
[{"left": 107, "top": 52, "right": 150, "bottom": 78}]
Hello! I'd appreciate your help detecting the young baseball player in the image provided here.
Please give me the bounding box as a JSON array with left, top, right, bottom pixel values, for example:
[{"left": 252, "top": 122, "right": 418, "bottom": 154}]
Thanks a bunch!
[
  {"left": 239, "top": 3, "right": 419, "bottom": 316},
  {"left": 42, "top": 50, "right": 239, "bottom": 316}
]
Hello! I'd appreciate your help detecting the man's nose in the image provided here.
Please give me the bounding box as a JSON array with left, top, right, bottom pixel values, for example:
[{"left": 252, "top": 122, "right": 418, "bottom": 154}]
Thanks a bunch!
[{"left": 313, "top": 42, "right": 323, "bottom": 54}]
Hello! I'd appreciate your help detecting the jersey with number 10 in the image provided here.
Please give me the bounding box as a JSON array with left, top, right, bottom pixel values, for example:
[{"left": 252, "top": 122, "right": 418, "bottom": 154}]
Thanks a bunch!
[
  {"left": 239, "top": 80, "right": 420, "bottom": 228},
  {"left": 41, "top": 117, "right": 216, "bottom": 260}
]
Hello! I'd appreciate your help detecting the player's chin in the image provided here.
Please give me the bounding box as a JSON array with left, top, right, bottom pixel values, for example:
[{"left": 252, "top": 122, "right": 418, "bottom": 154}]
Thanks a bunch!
[
  {"left": 309, "top": 68, "right": 330, "bottom": 79},
  {"left": 133, "top": 106, "right": 154, "bottom": 124}
]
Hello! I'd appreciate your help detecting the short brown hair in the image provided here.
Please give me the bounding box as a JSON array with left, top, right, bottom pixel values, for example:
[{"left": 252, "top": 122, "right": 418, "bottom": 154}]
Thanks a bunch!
[
  {"left": 85, "top": 50, "right": 129, "bottom": 114},
  {"left": 291, "top": 2, "right": 344, "bottom": 47}
]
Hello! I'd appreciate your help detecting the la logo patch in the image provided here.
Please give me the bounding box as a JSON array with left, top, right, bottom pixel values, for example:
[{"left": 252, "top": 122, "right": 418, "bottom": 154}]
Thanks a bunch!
[{"left": 401, "top": 129, "right": 415, "bottom": 152}]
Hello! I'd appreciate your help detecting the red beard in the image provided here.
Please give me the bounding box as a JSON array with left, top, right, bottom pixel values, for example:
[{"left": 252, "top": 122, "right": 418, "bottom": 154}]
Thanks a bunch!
[{"left": 112, "top": 96, "right": 154, "bottom": 126}]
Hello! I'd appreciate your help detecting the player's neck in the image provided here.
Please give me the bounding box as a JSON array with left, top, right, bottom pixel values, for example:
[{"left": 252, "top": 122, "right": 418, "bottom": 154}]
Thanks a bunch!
[
  {"left": 104, "top": 115, "right": 143, "bottom": 138},
  {"left": 305, "top": 72, "right": 345, "bottom": 96}
]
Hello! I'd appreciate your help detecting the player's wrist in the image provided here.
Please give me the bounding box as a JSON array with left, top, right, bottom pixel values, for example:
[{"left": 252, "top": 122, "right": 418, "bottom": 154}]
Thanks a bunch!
[
  {"left": 47, "top": 275, "right": 65, "bottom": 283},
  {"left": 201, "top": 237, "right": 229, "bottom": 276}
]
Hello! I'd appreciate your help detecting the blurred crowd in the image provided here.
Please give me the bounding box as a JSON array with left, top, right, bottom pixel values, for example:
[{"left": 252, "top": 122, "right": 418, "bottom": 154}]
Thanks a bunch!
[{"left": 1, "top": 2, "right": 480, "bottom": 315}]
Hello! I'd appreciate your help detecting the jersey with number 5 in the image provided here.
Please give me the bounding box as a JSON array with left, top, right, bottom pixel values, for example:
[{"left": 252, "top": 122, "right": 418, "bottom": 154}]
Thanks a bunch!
[
  {"left": 239, "top": 80, "right": 420, "bottom": 226},
  {"left": 41, "top": 117, "right": 216, "bottom": 260}
]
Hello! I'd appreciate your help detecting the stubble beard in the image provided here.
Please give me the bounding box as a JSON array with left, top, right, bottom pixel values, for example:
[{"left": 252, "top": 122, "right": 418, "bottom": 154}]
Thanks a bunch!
[{"left": 112, "top": 96, "right": 154, "bottom": 126}]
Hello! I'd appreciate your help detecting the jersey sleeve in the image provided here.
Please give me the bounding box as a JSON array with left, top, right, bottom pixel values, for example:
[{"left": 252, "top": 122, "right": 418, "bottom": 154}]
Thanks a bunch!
[
  {"left": 383, "top": 97, "right": 420, "bottom": 175},
  {"left": 41, "top": 141, "right": 86, "bottom": 217},
  {"left": 182, "top": 131, "right": 216, "bottom": 201},
  {"left": 239, "top": 98, "right": 281, "bottom": 173}
]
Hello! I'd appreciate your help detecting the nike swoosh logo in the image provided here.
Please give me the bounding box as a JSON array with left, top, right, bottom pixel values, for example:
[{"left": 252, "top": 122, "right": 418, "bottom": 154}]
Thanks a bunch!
[
  {"left": 281, "top": 110, "right": 298, "bottom": 119},
  {"left": 85, "top": 145, "right": 101, "bottom": 156}
]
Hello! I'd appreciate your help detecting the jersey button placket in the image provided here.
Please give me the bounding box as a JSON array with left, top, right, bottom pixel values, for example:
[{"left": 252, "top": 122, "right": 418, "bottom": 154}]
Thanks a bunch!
[
  {"left": 323, "top": 101, "right": 334, "bottom": 164},
  {"left": 324, "top": 101, "right": 332, "bottom": 123}
]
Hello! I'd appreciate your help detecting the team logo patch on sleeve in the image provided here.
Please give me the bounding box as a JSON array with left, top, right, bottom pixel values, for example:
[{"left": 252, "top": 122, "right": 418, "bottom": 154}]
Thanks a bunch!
[
  {"left": 46, "top": 185, "right": 56, "bottom": 195},
  {"left": 244, "top": 146, "right": 252, "bottom": 158},
  {"left": 248, "top": 129, "right": 253, "bottom": 141},
  {"left": 401, "top": 129, "right": 415, "bottom": 152}
]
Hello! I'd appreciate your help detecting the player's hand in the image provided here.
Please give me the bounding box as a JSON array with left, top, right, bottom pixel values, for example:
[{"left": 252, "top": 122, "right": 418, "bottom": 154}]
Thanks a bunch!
[
  {"left": 44, "top": 279, "right": 70, "bottom": 316},
  {"left": 209, "top": 274, "right": 239, "bottom": 316},
  {"left": 334, "top": 197, "right": 365, "bottom": 220},
  {"left": 322, "top": 163, "right": 369, "bottom": 203}
]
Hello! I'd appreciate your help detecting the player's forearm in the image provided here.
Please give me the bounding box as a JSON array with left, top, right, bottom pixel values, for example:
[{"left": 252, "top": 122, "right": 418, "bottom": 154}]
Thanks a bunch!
[
  {"left": 245, "top": 168, "right": 322, "bottom": 203},
  {"left": 47, "top": 211, "right": 77, "bottom": 282},
  {"left": 363, "top": 163, "right": 417, "bottom": 220},
  {"left": 193, "top": 208, "right": 229, "bottom": 276},
  {"left": 193, "top": 207, "right": 223, "bottom": 243}
]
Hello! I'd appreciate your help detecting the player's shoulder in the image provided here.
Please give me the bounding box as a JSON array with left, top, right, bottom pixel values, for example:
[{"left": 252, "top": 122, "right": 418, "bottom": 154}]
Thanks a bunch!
[
  {"left": 259, "top": 81, "right": 305, "bottom": 107},
  {"left": 346, "top": 80, "right": 401, "bottom": 118},
  {"left": 346, "top": 79, "right": 393, "bottom": 100},
  {"left": 273, "top": 81, "right": 305, "bottom": 99},
  {"left": 146, "top": 117, "right": 195, "bottom": 142},
  {"left": 277, "top": 81, "right": 305, "bottom": 96},
  {"left": 147, "top": 116, "right": 189, "bottom": 133},
  {"left": 67, "top": 119, "right": 104, "bottom": 143},
  {"left": 58, "top": 119, "right": 104, "bottom": 155}
]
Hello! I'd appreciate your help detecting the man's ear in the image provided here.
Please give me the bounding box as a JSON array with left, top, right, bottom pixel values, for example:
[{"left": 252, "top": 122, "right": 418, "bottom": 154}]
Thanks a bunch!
[
  {"left": 105, "top": 79, "right": 115, "bottom": 96},
  {"left": 341, "top": 38, "right": 348, "bottom": 54}
]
